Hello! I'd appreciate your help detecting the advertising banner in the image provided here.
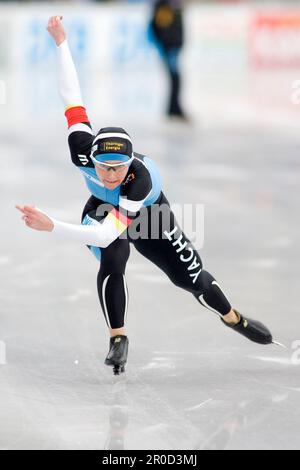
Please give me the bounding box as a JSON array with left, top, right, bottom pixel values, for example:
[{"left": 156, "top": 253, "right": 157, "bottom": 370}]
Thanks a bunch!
[{"left": 250, "top": 12, "right": 300, "bottom": 68}]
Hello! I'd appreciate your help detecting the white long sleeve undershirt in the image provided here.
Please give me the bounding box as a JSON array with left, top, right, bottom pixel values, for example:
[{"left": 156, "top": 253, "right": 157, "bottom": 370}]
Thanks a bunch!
[
  {"left": 49, "top": 214, "right": 128, "bottom": 249},
  {"left": 44, "top": 195, "right": 149, "bottom": 249},
  {"left": 57, "top": 40, "right": 84, "bottom": 108}
]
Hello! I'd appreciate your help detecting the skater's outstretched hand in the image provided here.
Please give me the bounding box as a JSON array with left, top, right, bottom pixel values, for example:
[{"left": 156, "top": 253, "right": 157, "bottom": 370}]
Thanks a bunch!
[
  {"left": 47, "top": 16, "right": 66, "bottom": 46},
  {"left": 15, "top": 205, "right": 54, "bottom": 232}
]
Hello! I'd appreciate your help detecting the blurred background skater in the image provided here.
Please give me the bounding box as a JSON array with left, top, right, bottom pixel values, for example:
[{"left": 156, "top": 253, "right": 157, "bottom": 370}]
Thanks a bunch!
[{"left": 149, "top": 0, "right": 187, "bottom": 120}]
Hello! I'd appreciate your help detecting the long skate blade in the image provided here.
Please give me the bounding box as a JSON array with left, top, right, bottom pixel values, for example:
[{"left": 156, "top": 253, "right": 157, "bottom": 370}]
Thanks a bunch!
[
  {"left": 113, "top": 365, "right": 126, "bottom": 376},
  {"left": 272, "top": 340, "right": 287, "bottom": 349}
]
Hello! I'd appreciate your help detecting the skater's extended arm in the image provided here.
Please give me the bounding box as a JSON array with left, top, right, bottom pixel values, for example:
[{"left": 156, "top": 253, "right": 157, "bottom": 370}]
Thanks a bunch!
[
  {"left": 47, "top": 16, "right": 91, "bottom": 131},
  {"left": 47, "top": 16, "right": 83, "bottom": 110},
  {"left": 57, "top": 40, "right": 84, "bottom": 111},
  {"left": 16, "top": 205, "right": 133, "bottom": 249}
]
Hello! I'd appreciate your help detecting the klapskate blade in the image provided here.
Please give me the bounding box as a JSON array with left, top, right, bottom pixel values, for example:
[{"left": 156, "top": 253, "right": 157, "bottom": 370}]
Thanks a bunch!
[
  {"left": 113, "top": 365, "right": 126, "bottom": 376},
  {"left": 272, "top": 340, "right": 287, "bottom": 349}
]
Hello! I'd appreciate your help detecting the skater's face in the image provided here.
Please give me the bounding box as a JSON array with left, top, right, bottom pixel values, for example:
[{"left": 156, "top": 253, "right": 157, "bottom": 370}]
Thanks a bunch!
[{"left": 95, "top": 160, "right": 129, "bottom": 190}]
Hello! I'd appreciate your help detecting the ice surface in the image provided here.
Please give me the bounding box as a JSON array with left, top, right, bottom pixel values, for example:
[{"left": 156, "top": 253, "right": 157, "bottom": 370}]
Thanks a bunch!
[{"left": 1, "top": 118, "right": 300, "bottom": 450}]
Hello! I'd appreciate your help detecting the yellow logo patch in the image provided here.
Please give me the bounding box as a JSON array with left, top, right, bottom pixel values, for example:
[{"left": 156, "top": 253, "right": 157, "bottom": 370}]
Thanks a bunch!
[
  {"left": 122, "top": 173, "right": 135, "bottom": 186},
  {"left": 103, "top": 141, "right": 126, "bottom": 152}
]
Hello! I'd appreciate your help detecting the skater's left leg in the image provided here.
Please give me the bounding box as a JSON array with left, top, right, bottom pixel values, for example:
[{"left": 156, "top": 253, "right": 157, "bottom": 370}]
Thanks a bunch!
[
  {"left": 132, "top": 193, "right": 273, "bottom": 345},
  {"left": 132, "top": 195, "right": 233, "bottom": 319},
  {"left": 133, "top": 235, "right": 235, "bottom": 319}
]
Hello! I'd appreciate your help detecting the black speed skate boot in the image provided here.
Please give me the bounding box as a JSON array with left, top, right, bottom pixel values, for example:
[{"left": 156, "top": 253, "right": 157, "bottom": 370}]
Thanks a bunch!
[
  {"left": 221, "top": 309, "right": 273, "bottom": 345},
  {"left": 105, "top": 335, "right": 129, "bottom": 376}
]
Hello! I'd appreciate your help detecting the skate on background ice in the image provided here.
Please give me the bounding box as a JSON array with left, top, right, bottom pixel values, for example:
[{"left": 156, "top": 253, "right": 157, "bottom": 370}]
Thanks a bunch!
[
  {"left": 105, "top": 336, "right": 129, "bottom": 376},
  {"left": 222, "top": 310, "right": 287, "bottom": 348}
]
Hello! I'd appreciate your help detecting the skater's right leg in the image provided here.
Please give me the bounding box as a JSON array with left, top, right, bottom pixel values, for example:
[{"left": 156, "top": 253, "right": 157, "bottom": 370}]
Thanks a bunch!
[
  {"left": 97, "top": 238, "right": 130, "bottom": 335},
  {"left": 110, "top": 327, "right": 126, "bottom": 337},
  {"left": 97, "top": 240, "right": 130, "bottom": 374},
  {"left": 81, "top": 197, "right": 131, "bottom": 373},
  {"left": 81, "top": 196, "right": 130, "bottom": 336}
]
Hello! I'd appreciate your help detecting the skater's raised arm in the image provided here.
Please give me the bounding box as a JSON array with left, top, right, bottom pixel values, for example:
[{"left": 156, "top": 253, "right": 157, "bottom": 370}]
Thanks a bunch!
[
  {"left": 16, "top": 205, "right": 133, "bottom": 249},
  {"left": 47, "top": 16, "right": 83, "bottom": 110},
  {"left": 47, "top": 16, "right": 92, "bottom": 133},
  {"left": 47, "top": 15, "right": 94, "bottom": 165}
]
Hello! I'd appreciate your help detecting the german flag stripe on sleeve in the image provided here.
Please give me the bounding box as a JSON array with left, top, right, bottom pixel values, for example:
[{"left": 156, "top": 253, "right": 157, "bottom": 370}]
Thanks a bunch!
[
  {"left": 65, "top": 106, "right": 90, "bottom": 128},
  {"left": 107, "top": 208, "right": 133, "bottom": 233}
]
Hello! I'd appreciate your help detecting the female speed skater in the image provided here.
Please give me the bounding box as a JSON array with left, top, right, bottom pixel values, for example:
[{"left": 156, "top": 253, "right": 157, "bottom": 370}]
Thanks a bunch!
[{"left": 16, "top": 16, "right": 275, "bottom": 376}]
